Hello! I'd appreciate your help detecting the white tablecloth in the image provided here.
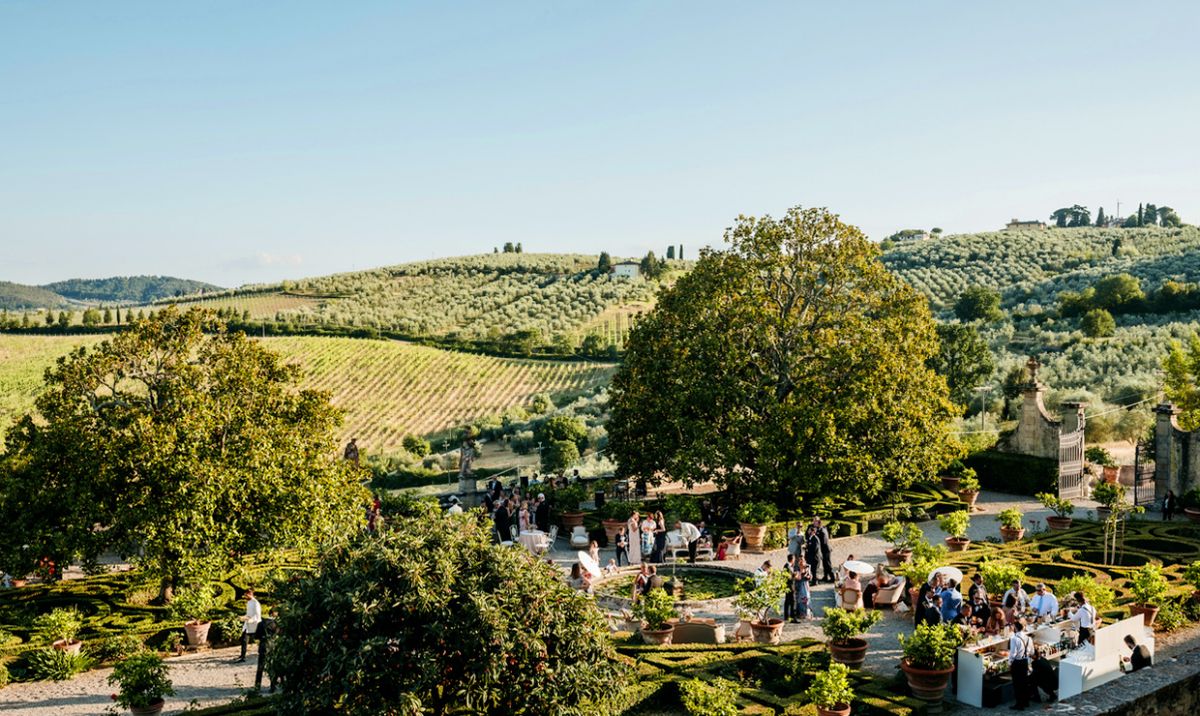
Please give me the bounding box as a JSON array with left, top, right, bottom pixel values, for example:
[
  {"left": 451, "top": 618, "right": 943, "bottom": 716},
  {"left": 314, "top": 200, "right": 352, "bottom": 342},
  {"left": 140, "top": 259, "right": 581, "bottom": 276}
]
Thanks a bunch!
[{"left": 518, "top": 530, "right": 547, "bottom": 552}]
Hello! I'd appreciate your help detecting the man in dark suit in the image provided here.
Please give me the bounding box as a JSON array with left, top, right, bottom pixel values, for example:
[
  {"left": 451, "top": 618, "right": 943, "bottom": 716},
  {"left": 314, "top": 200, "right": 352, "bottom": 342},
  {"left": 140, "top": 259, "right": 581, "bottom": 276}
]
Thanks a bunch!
[
  {"left": 921, "top": 595, "right": 944, "bottom": 627},
  {"left": 645, "top": 565, "right": 666, "bottom": 594},
  {"left": 1124, "top": 635, "right": 1152, "bottom": 672},
  {"left": 534, "top": 493, "right": 550, "bottom": 532},
  {"left": 494, "top": 501, "right": 511, "bottom": 542},
  {"left": 813, "top": 517, "right": 835, "bottom": 583}
]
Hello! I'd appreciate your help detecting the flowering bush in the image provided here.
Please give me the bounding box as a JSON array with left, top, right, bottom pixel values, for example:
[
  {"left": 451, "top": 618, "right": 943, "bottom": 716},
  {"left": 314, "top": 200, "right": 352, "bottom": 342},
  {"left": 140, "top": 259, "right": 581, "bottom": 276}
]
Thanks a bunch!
[{"left": 107, "top": 652, "right": 174, "bottom": 709}]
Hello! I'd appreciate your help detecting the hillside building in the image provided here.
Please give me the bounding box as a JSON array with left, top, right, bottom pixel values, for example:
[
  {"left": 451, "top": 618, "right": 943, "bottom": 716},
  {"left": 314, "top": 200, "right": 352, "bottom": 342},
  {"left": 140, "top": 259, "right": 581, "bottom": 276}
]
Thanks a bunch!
[
  {"left": 1005, "top": 219, "right": 1048, "bottom": 231},
  {"left": 613, "top": 261, "right": 641, "bottom": 279}
]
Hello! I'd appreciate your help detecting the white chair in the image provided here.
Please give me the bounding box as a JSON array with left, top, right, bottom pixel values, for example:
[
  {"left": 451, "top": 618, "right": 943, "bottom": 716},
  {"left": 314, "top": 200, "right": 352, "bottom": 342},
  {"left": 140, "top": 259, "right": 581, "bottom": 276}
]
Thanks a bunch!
[
  {"left": 569, "top": 526, "right": 589, "bottom": 549},
  {"left": 495, "top": 529, "right": 513, "bottom": 548},
  {"left": 510, "top": 525, "right": 519, "bottom": 541}
]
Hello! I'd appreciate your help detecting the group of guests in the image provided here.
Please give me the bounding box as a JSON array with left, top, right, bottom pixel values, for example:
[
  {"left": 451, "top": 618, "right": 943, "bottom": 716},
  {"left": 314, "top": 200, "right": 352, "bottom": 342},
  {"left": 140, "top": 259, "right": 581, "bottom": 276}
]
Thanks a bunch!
[
  {"left": 786, "top": 518, "right": 837, "bottom": 583},
  {"left": 612, "top": 512, "right": 714, "bottom": 565},
  {"left": 482, "top": 483, "right": 551, "bottom": 540}
]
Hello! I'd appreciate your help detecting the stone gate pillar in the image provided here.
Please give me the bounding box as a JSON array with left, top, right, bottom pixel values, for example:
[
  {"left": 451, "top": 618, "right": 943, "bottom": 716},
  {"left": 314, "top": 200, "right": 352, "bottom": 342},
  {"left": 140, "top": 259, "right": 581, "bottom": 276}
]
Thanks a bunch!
[{"left": 1155, "top": 402, "right": 1182, "bottom": 502}]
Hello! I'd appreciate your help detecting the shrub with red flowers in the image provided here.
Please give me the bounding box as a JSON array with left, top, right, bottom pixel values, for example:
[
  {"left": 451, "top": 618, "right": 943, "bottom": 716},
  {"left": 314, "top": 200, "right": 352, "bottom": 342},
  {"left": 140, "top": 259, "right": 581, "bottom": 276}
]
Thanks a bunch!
[{"left": 270, "top": 501, "right": 625, "bottom": 715}]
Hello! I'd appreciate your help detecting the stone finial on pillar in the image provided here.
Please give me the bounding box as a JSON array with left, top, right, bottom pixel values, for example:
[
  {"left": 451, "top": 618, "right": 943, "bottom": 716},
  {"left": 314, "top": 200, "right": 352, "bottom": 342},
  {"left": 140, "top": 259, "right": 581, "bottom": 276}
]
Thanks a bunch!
[{"left": 1061, "top": 401, "right": 1086, "bottom": 434}]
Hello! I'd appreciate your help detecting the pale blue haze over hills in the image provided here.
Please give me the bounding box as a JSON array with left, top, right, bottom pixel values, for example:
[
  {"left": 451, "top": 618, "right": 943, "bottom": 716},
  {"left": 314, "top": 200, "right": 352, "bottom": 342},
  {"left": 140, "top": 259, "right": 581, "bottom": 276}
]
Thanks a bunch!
[{"left": 1, "top": 1, "right": 1197, "bottom": 286}]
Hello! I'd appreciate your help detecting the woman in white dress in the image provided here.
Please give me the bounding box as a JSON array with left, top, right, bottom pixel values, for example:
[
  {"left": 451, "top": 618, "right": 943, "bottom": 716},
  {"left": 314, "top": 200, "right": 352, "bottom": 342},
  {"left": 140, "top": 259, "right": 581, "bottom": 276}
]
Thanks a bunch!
[
  {"left": 626, "top": 511, "right": 642, "bottom": 565},
  {"left": 640, "top": 514, "right": 657, "bottom": 559}
]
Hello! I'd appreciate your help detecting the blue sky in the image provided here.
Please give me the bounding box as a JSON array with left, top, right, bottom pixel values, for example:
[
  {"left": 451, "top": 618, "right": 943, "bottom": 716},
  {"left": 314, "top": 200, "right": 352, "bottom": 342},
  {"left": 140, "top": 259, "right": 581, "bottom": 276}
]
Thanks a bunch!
[{"left": 2, "top": 1, "right": 1197, "bottom": 287}]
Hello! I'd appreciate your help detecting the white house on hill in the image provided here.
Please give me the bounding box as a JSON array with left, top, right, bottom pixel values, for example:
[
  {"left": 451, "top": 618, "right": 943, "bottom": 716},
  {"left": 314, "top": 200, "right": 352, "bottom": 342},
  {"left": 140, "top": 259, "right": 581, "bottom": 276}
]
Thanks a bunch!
[{"left": 613, "top": 261, "right": 641, "bottom": 279}]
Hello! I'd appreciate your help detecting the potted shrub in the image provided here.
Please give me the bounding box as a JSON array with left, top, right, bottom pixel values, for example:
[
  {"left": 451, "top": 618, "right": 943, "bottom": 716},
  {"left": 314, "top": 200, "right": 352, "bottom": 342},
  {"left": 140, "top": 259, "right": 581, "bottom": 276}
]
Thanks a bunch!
[
  {"left": 631, "top": 587, "right": 677, "bottom": 645},
  {"left": 822, "top": 607, "right": 882, "bottom": 669},
  {"left": 979, "top": 560, "right": 1027, "bottom": 607},
  {"left": 734, "top": 570, "right": 790, "bottom": 644},
  {"left": 1086, "top": 446, "right": 1119, "bottom": 484},
  {"left": 997, "top": 508, "right": 1025, "bottom": 542},
  {"left": 957, "top": 474, "right": 981, "bottom": 510},
  {"left": 1036, "top": 492, "right": 1075, "bottom": 530},
  {"left": 937, "top": 510, "right": 971, "bottom": 552},
  {"left": 882, "top": 521, "right": 923, "bottom": 567},
  {"left": 898, "top": 622, "right": 961, "bottom": 702},
  {"left": 34, "top": 607, "right": 84, "bottom": 654},
  {"left": 940, "top": 460, "right": 968, "bottom": 491},
  {"left": 108, "top": 651, "right": 175, "bottom": 716},
  {"left": 1091, "top": 481, "right": 1124, "bottom": 520},
  {"left": 806, "top": 661, "right": 855, "bottom": 716},
  {"left": 168, "top": 586, "right": 215, "bottom": 647},
  {"left": 551, "top": 484, "right": 588, "bottom": 530},
  {"left": 1181, "top": 489, "right": 1200, "bottom": 524},
  {"left": 736, "top": 501, "right": 779, "bottom": 552},
  {"left": 1183, "top": 560, "right": 1200, "bottom": 603},
  {"left": 1128, "top": 564, "right": 1169, "bottom": 627}
]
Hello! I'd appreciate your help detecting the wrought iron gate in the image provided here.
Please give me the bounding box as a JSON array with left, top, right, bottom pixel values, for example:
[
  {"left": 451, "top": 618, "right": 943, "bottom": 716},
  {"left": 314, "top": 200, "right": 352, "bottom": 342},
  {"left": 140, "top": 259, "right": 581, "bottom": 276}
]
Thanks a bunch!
[
  {"left": 1133, "top": 437, "right": 1156, "bottom": 507},
  {"left": 1058, "top": 428, "right": 1086, "bottom": 500}
]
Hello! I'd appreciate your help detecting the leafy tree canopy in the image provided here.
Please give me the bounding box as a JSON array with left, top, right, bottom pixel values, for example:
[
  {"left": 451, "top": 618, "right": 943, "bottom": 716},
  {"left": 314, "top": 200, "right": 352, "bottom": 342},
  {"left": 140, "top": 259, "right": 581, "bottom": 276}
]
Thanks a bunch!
[
  {"left": 1163, "top": 336, "right": 1200, "bottom": 431},
  {"left": 608, "top": 206, "right": 960, "bottom": 503},
  {"left": 1081, "top": 308, "right": 1116, "bottom": 338},
  {"left": 928, "top": 323, "right": 996, "bottom": 410},
  {"left": 954, "top": 286, "right": 1004, "bottom": 323},
  {"left": 270, "top": 502, "right": 623, "bottom": 715},
  {"left": 0, "top": 307, "right": 367, "bottom": 594}
]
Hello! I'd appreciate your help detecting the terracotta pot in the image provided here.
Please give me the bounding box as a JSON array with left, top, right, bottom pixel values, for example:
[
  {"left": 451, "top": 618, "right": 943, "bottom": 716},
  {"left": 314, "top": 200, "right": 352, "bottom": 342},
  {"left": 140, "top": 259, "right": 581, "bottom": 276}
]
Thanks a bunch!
[
  {"left": 816, "top": 705, "right": 851, "bottom": 716},
  {"left": 1103, "top": 465, "right": 1119, "bottom": 484},
  {"left": 130, "top": 699, "right": 166, "bottom": 716},
  {"left": 944, "top": 536, "right": 970, "bottom": 552},
  {"left": 11, "top": 579, "right": 27, "bottom": 588},
  {"left": 640, "top": 625, "right": 674, "bottom": 645},
  {"left": 1184, "top": 508, "right": 1200, "bottom": 524},
  {"left": 1046, "top": 516, "right": 1073, "bottom": 530},
  {"left": 900, "top": 659, "right": 954, "bottom": 702},
  {"left": 601, "top": 519, "right": 625, "bottom": 543},
  {"left": 559, "top": 511, "right": 585, "bottom": 530},
  {"left": 908, "top": 587, "right": 921, "bottom": 609},
  {"left": 999, "top": 526, "right": 1025, "bottom": 543},
  {"left": 739, "top": 522, "right": 767, "bottom": 551},
  {"left": 958, "top": 490, "right": 979, "bottom": 509},
  {"left": 751, "top": 618, "right": 785, "bottom": 644},
  {"left": 885, "top": 548, "right": 912, "bottom": 568},
  {"left": 184, "top": 620, "right": 211, "bottom": 646},
  {"left": 1129, "top": 603, "right": 1159, "bottom": 627},
  {"left": 940, "top": 476, "right": 961, "bottom": 491},
  {"left": 735, "top": 618, "right": 754, "bottom": 642},
  {"left": 829, "top": 637, "right": 869, "bottom": 668},
  {"left": 1096, "top": 506, "right": 1111, "bottom": 521},
  {"left": 52, "top": 639, "right": 82, "bottom": 654}
]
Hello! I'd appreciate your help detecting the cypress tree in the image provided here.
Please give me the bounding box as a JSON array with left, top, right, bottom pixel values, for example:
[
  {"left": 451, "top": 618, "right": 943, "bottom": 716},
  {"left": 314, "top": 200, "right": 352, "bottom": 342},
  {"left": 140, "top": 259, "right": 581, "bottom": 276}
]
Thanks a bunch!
[
  {"left": 1096, "top": 207, "right": 1106, "bottom": 227},
  {"left": 1137, "top": 204, "right": 1144, "bottom": 226}
]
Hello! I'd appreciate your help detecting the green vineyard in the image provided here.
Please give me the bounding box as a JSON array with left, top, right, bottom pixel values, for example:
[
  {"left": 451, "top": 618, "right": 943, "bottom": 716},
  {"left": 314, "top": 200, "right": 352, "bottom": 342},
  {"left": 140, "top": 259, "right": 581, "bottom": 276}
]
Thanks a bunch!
[{"left": 0, "top": 334, "right": 616, "bottom": 451}]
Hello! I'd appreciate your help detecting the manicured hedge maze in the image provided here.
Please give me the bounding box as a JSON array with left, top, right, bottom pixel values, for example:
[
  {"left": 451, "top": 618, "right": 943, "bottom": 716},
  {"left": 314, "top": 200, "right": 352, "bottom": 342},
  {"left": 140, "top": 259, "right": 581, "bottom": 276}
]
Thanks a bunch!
[
  {"left": 611, "top": 638, "right": 928, "bottom": 716},
  {"left": 946, "top": 520, "right": 1200, "bottom": 620}
]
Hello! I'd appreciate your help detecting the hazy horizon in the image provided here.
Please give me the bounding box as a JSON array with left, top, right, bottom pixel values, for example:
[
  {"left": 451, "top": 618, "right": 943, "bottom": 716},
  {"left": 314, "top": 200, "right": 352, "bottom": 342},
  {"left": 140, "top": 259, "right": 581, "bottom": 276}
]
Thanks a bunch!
[{"left": 3, "top": 1, "right": 1197, "bottom": 286}]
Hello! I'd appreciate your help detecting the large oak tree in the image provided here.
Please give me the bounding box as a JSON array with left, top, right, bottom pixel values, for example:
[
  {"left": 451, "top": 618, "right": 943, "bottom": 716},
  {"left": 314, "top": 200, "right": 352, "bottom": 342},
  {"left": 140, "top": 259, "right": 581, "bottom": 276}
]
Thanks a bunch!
[
  {"left": 0, "top": 308, "right": 367, "bottom": 596},
  {"left": 608, "top": 207, "right": 959, "bottom": 503}
]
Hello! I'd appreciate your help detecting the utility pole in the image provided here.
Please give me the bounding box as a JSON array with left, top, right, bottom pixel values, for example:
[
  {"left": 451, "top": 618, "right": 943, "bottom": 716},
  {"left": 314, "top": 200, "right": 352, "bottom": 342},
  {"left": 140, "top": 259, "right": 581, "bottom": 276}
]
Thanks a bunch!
[{"left": 1116, "top": 200, "right": 1122, "bottom": 222}]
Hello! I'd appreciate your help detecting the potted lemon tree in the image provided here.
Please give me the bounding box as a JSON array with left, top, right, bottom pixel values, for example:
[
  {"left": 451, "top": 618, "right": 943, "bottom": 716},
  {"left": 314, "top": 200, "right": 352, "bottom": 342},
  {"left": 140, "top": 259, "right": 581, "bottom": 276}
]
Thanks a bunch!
[
  {"left": 735, "top": 570, "right": 790, "bottom": 644},
  {"left": 898, "top": 622, "right": 961, "bottom": 702},
  {"left": 35, "top": 607, "right": 84, "bottom": 654},
  {"left": 957, "top": 473, "right": 981, "bottom": 510},
  {"left": 108, "top": 652, "right": 175, "bottom": 716},
  {"left": 937, "top": 510, "right": 971, "bottom": 552},
  {"left": 997, "top": 508, "right": 1025, "bottom": 542},
  {"left": 1091, "top": 482, "right": 1124, "bottom": 521},
  {"left": 736, "top": 501, "right": 778, "bottom": 552},
  {"left": 823, "top": 607, "right": 882, "bottom": 669},
  {"left": 806, "top": 661, "right": 855, "bottom": 716},
  {"left": 882, "top": 521, "right": 922, "bottom": 567},
  {"left": 632, "top": 587, "right": 677, "bottom": 645},
  {"left": 1128, "top": 564, "right": 1169, "bottom": 627},
  {"left": 1036, "top": 492, "right": 1075, "bottom": 530},
  {"left": 169, "top": 585, "right": 216, "bottom": 647}
]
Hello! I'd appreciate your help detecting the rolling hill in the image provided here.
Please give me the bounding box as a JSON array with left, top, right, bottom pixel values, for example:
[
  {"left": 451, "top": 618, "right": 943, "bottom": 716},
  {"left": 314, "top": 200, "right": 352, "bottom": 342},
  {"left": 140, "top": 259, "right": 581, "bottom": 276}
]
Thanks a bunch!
[
  {"left": 0, "top": 281, "right": 70, "bottom": 311},
  {"left": 0, "top": 275, "right": 222, "bottom": 310}
]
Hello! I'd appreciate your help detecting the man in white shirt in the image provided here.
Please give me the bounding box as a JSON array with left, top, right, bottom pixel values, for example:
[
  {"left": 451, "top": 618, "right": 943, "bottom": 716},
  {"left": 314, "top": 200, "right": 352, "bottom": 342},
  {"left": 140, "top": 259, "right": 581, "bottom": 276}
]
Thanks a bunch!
[
  {"left": 676, "top": 520, "right": 702, "bottom": 563},
  {"left": 1002, "top": 580, "right": 1029, "bottom": 614},
  {"left": 238, "top": 589, "right": 262, "bottom": 662},
  {"left": 1008, "top": 618, "right": 1034, "bottom": 710},
  {"left": 1067, "top": 591, "right": 1097, "bottom": 644},
  {"left": 446, "top": 495, "right": 463, "bottom": 515},
  {"left": 1029, "top": 583, "right": 1059, "bottom": 619}
]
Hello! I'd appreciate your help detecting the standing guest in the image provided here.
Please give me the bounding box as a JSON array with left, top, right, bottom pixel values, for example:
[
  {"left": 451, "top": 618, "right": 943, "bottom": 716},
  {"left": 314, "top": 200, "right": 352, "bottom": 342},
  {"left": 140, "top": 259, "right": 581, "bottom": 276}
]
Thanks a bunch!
[
  {"left": 614, "top": 527, "right": 629, "bottom": 567},
  {"left": 494, "top": 500, "right": 512, "bottom": 542},
  {"left": 1003, "top": 579, "right": 1029, "bottom": 619},
  {"left": 237, "top": 589, "right": 262, "bottom": 663},
  {"left": 1163, "top": 489, "right": 1177, "bottom": 521},
  {"left": 754, "top": 560, "right": 772, "bottom": 582},
  {"left": 967, "top": 573, "right": 987, "bottom": 603},
  {"left": 588, "top": 539, "right": 601, "bottom": 566},
  {"left": 916, "top": 574, "right": 941, "bottom": 626},
  {"left": 343, "top": 438, "right": 360, "bottom": 464},
  {"left": 813, "top": 517, "right": 835, "bottom": 583},
  {"left": 652, "top": 511, "right": 668, "bottom": 563},
  {"left": 940, "top": 579, "right": 963, "bottom": 623},
  {"left": 970, "top": 592, "right": 992, "bottom": 630},
  {"left": 1067, "top": 591, "right": 1097, "bottom": 645},
  {"left": 921, "top": 594, "right": 944, "bottom": 626},
  {"left": 255, "top": 608, "right": 279, "bottom": 692},
  {"left": 1123, "top": 634, "right": 1152, "bottom": 672},
  {"left": 626, "top": 511, "right": 643, "bottom": 565},
  {"left": 952, "top": 603, "right": 973, "bottom": 627},
  {"left": 517, "top": 500, "right": 530, "bottom": 531},
  {"left": 676, "top": 520, "right": 702, "bottom": 564},
  {"left": 640, "top": 512, "right": 656, "bottom": 561},
  {"left": 1030, "top": 583, "right": 1059, "bottom": 619},
  {"left": 783, "top": 554, "right": 799, "bottom": 622},
  {"left": 787, "top": 522, "right": 804, "bottom": 560},
  {"left": 535, "top": 494, "right": 550, "bottom": 532},
  {"left": 804, "top": 525, "right": 820, "bottom": 586},
  {"left": 1030, "top": 647, "right": 1058, "bottom": 704},
  {"left": 1008, "top": 618, "right": 1033, "bottom": 711},
  {"left": 632, "top": 563, "right": 650, "bottom": 601},
  {"left": 794, "top": 558, "right": 812, "bottom": 620}
]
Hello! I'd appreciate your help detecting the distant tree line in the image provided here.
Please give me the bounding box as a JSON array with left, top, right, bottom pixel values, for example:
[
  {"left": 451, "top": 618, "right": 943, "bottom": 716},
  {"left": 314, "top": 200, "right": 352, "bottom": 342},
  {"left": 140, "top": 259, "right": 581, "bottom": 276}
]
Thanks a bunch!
[{"left": 1051, "top": 203, "right": 1183, "bottom": 228}]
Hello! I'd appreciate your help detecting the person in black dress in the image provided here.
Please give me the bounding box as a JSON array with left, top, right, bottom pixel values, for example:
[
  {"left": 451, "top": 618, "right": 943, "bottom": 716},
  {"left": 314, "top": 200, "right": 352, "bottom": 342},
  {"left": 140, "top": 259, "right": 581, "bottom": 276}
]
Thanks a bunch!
[
  {"left": 1163, "top": 490, "right": 1177, "bottom": 521},
  {"left": 804, "top": 525, "right": 820, "bottom": 586}
]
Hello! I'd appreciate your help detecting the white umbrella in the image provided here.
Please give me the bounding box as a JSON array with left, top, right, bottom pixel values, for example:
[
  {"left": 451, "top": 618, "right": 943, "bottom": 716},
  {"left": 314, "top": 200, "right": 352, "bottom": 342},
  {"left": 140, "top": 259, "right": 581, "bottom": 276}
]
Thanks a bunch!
[
  {"left": 928, "top": 566, "right": 964, "bottom": 585},
  {"left": 842, "top": 560, "right": 874, "bottom": 575},
  {"left": 578, "top": 551, "right": 602, "bottom": 580}
]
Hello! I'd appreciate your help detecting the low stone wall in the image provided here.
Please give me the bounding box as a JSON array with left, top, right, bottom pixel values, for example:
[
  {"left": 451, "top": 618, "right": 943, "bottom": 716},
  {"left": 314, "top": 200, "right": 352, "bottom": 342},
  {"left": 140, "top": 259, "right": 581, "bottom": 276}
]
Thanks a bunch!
[
  {"left": 1077, "top": 645, "right": 1200, "bottom": 715},
  {"left": 593, "top": 564, "right": 751, "bottom": 614}
]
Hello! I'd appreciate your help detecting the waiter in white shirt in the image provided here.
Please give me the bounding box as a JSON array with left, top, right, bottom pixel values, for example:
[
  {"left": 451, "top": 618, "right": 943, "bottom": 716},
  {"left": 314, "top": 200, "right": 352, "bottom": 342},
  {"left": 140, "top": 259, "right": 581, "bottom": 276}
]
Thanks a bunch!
[
  {"left": 1029, "top": 583, "right": 1059, "bottom": 619},
  {"left": 1066, "top": 591, "right": 1097, "bottom": 644},
  {"left": 676, "top": 520, "right": 702, "bottom": 563},
  {"left": 1008, "top": 618, "right": 1034, "bottom": 710},
  {"left": 238, "top": 589, "right": 262, "bottom": 662}
]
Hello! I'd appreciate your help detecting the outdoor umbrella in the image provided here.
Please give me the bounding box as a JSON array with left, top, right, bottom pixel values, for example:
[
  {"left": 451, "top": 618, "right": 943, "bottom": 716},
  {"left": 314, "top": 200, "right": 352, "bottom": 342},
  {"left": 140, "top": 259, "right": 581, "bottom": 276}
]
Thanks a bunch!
[
  {"left": 841, "top": 560, "right": 874, "bottom": 575},
  {"left": 928, "top": 566, "right": 964, "bottom": 585},
  {"left": 578, "top": 551, "right": 602, "bottom": 580}
]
